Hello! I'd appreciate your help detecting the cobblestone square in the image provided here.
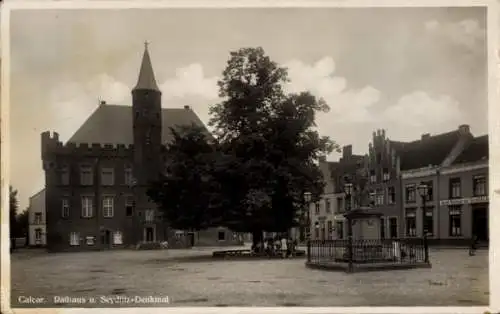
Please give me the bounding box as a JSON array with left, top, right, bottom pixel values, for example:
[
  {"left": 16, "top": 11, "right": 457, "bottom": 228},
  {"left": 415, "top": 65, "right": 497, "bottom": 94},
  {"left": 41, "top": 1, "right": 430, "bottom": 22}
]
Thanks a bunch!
[{"left": 10, "top": 247, "right": 488, "bottom": 307}]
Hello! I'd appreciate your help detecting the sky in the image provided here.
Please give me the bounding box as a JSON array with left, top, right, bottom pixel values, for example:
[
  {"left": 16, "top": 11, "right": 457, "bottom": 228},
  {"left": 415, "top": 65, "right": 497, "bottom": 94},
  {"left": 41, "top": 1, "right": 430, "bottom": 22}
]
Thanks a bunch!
[{"left": 9, "top": 7, "right": 488, "bottom": 209}]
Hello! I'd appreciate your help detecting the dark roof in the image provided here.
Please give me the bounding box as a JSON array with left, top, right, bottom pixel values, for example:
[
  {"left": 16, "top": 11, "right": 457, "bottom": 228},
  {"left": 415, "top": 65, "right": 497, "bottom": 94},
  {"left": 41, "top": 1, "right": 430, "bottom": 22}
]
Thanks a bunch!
[
  {"left": 452, "top": 135, "right": 488, "bottom": 164},
  {"left": 67, "top": 104, "right": 208, "bottom": 145},
  {"left": 390, "top": 130, "right": 462, "bottom": 171}
]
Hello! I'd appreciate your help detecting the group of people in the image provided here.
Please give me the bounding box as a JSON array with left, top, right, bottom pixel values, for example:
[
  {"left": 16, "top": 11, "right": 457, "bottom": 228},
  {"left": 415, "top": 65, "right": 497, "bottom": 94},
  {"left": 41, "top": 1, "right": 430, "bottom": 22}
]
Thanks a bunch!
[{"left": 251, "top": 235, "right": 298, "bottom": 258}]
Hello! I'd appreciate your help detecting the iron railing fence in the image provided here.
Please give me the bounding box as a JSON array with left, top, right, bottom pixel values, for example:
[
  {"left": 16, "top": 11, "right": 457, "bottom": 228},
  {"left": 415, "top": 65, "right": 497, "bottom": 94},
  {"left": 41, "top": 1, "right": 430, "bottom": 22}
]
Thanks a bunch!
[{"left": 307, "top": 238, "right": 429, "bottom": 265}]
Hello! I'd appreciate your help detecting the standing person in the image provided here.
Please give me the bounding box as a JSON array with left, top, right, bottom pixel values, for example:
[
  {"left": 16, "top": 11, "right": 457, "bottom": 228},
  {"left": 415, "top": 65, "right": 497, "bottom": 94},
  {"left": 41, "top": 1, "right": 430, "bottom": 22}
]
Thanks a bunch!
[
  {"left": 292, "top": 238, "right": 298, "bottom": 257},
  {"left": 281, "top": 236, "right": 288, "bottom": 258},
  {"left": 469, "top": 235, "right": 478, "bottom": 256},
  {"left": 274, "top": 236, "right": 281, "bottom": 253}
]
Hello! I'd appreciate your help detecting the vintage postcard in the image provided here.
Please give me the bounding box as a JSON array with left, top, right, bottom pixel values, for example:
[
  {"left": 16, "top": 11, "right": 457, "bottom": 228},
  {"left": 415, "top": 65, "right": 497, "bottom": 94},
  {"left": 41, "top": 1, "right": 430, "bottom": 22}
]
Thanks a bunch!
[{"left": 1, "top": 0, "right": 498, "bottom": 313}]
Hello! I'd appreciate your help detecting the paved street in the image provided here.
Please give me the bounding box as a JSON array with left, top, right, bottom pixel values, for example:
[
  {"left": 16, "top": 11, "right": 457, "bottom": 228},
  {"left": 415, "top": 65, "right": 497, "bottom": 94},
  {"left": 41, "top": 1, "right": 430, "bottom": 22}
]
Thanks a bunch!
[{"left": 10, "top": 246, "right": 488, "bottom": 307}]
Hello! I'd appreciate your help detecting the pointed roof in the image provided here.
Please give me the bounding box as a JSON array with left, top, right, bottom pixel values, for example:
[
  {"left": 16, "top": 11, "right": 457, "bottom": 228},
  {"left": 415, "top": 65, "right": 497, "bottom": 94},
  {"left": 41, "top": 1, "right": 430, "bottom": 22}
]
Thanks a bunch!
[
  {"left": 133, "top": 42, "right": 160, "bottom": 91},
  {"left": 66, "top": 105, "right": 208, "bottom": 145}
]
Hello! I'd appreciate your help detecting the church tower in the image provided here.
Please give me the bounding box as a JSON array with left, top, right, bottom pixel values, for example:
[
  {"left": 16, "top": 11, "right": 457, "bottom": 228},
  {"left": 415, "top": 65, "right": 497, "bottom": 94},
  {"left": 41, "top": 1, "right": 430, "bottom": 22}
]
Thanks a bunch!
[{"left": 132, "top": 42, "right": 162, "bottom": 185}]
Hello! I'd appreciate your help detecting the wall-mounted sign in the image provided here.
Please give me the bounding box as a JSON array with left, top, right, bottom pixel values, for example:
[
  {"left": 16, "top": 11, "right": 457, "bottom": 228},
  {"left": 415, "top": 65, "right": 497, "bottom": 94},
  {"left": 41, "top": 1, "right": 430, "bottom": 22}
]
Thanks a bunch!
[
  {"left": 318, "top": 216, "right": 326, "bottom": 221},
  {"left": 439, "top": 196, "right": 488, "bottom": 206}
]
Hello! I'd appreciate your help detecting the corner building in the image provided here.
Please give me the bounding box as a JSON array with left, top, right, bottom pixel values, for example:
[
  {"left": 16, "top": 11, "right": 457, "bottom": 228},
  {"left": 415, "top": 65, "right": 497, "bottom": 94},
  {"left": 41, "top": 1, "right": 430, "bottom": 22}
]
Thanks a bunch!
[{"left": 42, "top": 46, "right": 240, "bottom": 251}]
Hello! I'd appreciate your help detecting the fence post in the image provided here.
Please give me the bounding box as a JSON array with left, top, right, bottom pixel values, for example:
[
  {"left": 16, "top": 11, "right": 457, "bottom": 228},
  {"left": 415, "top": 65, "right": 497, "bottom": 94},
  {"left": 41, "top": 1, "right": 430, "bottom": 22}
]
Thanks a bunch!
[
  {"left": 307, "top": 239, "right": 311, "bottom": 262},
  {"left": 348, "top": 235, "right": 353, "bottom": 272},
  {"left": 423, "top": 234, "right": 429, "bottom": 263}
]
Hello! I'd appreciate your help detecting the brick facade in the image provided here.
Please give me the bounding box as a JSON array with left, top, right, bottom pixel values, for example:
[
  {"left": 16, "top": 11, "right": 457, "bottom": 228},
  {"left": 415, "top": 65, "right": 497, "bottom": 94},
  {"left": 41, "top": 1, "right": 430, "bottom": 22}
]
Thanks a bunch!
[
  {"left": 366, "top": 130, "right": 404, "bottom": 239},
  {"left": 42, "top": 46, "right": 242, "bottom": 252}
]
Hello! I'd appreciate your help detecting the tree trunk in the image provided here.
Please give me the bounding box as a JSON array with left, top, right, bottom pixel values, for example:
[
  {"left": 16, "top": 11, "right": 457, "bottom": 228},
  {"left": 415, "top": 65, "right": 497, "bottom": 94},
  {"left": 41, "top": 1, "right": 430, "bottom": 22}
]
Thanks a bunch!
[{"left": 252, "top": 230, "right": 263, "bottom": 251}]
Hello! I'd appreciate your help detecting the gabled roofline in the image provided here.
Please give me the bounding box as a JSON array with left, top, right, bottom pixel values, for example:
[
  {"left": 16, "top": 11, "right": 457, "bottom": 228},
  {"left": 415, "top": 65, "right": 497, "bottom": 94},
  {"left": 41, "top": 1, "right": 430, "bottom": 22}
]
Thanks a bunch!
[{"left": 29, "top": 188, "right": 46, "bottom": 201}]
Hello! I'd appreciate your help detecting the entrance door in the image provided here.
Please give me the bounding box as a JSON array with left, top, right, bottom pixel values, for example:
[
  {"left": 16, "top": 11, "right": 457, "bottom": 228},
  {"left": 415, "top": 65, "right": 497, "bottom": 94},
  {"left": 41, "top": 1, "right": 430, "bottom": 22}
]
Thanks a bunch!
[
  {"left": 145, "top": 227, "right": 154, "bottom": 242},
  {"left": 101, "top": 230, "right": 111, "bottom": 248},
  {"left": 472, "top": 207, "right": 488, "bottom": 242}
]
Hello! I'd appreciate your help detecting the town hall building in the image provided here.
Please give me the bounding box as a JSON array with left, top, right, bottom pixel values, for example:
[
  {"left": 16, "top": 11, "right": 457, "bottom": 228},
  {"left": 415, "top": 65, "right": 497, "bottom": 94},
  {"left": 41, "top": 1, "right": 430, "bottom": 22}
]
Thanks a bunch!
[{"left": 42, "top": 45, "right": 241, "bottom": 251}]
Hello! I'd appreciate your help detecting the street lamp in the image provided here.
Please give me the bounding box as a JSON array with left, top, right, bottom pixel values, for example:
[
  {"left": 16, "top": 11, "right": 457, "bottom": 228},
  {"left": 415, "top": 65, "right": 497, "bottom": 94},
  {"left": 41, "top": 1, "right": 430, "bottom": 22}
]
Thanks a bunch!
[
  {"left": 418, "top": 183, "right": 430, "bottom": 263},
  {"left": 344, "top": 182, "right": 354, "bottom": 273},
  {"left": 417, "top": 184, "right": 428, "bottom": 236}
]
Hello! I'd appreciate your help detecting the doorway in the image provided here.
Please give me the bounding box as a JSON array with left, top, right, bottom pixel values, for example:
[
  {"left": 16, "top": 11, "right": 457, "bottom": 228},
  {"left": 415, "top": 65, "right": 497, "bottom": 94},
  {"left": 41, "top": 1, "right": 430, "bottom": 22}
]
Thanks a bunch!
[
  {"left": 144, "top": 227, "right": 154, "bottom": 242},
  {"left": 101, "top": 230, "right": 111, "bottom": 248},
  {"left": 472, "top": 207, "right": 488, "bottom": 242},
  {"left": 187, "top": 232, "right": 195, "bottom": 247}
]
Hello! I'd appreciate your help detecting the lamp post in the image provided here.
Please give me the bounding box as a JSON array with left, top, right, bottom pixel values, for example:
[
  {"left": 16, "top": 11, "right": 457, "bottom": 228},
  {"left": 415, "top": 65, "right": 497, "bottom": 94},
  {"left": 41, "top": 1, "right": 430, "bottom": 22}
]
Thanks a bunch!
[
  {"left": 369, "top": 191, "right": 376, "bottom": 207},
  {"left": 304, "top": 191, "right": 312, "bottom": 239},
  {"left": 344, "top": 183, "right": 354, "bottom": 272},
  {"left": 304, "top": 191, "right": 312, "bottom": 262},
  {"left": 418, "top": 184, "right": 430, "bottom": 263}
]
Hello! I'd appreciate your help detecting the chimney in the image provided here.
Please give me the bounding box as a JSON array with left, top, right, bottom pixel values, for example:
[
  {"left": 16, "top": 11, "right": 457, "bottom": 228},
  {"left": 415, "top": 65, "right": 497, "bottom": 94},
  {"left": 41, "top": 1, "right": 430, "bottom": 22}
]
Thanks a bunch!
[
  {"left": 421, "top": 133, "right": 430, "bottom": 140},
  {"left": 184, "top": 105, "right": 190, "bottom": 110},
  {"left": 342, "top": 145, "right": 352, "bottom": 160},
  {"left": 458, "top": 124, "right": 470, "bottom": 135}
]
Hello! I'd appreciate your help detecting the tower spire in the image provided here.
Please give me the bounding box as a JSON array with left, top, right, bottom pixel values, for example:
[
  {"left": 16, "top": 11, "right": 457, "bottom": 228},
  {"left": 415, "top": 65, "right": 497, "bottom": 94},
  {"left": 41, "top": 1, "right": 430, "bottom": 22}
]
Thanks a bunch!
[{"left": 133, "top": 41, "right": 160, "bottom": 92}]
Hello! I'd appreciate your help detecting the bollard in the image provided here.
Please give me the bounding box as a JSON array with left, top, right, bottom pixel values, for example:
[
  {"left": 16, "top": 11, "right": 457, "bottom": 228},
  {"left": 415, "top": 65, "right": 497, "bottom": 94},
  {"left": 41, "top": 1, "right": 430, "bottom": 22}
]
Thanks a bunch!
[{"left": 307, "top": 240, "right": 311, "bottom": 262}]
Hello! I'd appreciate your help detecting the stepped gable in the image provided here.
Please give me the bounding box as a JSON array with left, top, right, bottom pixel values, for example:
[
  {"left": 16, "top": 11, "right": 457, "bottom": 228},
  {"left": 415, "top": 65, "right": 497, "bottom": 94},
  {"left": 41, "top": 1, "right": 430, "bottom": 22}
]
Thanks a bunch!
[
  {"left": 389, "top": 130, "right": 461, "bottom": 171},
  {"left": 66, "top": 104, "right": 207, "bottom": 145},
  {"left": 452, "top": 134, "right": 488, "bottom": 164}
]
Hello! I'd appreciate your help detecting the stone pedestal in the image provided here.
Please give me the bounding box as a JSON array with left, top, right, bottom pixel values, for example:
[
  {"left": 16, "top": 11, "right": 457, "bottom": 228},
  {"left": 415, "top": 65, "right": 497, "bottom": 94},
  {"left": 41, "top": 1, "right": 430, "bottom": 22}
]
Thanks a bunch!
[{"left": 344, "top": 207, "right": 383, "bottom": 240}]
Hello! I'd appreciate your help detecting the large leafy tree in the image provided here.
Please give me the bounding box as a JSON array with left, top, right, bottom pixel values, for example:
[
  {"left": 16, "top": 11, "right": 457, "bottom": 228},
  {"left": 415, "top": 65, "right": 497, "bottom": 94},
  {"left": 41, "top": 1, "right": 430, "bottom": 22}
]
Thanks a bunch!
[
  {"left": 147, "top": 124, "right": 225, "bottom": 231},
  {"left": 209, "top": 47, "right": 338, "bottom": 244},
  {"left": 148, "top": 47, "right": 338, "bottom": 246}
]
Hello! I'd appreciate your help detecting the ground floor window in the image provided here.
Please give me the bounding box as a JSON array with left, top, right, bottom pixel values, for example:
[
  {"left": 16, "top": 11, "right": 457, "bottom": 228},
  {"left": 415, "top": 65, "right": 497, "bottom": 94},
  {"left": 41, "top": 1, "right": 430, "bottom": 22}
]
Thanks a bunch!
[
  {"left": 424, "top": 208, "right": 434, "bottom": 236},
  {"left": 113, "top": 231, "right": 123, "bottom": 245},
  {"left": 86, "top": 236, "right": 96, "bottom": 246},
  {"left": 405, "top": 210, "right": 417, "bottom": 237},
  {"left": 379, "top": 217, "right": 385, "bottom": 239},
  {"left": 449, "top": 205, "right": 462, "bottom": 236},
  {"left": 218, "top": 230, "right": 225, "bottom": 241},
  {"left": 314, "top": 223, "right": 320, "bottom": 239},
  {"left": 327, "top": 220, "right": 333, "bottom": 239},
  {"left": 336, "top": 221, "right": 344, "bottom": 239},
  {"left": 69, "top": 232, "right": 80, "bottom": 246},
  {"left": 35, "top": 228, "right": 42, "bottom": 241}
]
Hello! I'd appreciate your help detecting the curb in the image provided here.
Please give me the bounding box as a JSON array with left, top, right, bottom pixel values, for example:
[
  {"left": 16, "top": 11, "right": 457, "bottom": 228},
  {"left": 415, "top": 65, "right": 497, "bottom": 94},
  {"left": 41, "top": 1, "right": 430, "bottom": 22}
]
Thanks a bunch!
[{"left": 305, "top": 261, "right": 432, "bottom": 273}]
